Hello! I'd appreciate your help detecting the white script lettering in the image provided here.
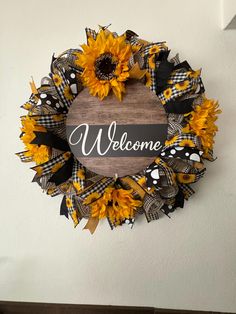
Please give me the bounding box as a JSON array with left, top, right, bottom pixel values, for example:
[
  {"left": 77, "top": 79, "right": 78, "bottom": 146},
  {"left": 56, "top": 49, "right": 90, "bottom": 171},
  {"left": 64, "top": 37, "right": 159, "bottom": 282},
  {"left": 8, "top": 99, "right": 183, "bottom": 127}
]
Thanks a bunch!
[{"left": 68, "top": 121, "right": 162, "bottom": 156}]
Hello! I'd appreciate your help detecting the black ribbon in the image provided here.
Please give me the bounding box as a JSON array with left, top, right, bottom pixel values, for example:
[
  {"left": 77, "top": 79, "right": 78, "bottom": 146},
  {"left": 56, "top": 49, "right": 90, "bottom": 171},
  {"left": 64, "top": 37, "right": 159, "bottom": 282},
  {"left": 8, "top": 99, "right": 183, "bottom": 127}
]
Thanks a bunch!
[
  {"left": 155, "top": 50, "right": 174, "bottom": 94},
  {"left": 31, "top": 131, "right": 70, "bottom": 152},
  {"left": 164, "top": 98, "right": 195, "bottom": 114},
  {"left": 125, "top": 30, "right": 138, "bottom": 40},
  {"left": 60, "top": 195, "right": 69, "bottom": 218},
  {"left": 162, "top": 190, "right": 185, "bottom": 215},
  {"left": 49, "top": 156, "right": 74, "bottom": 186},
  {"left": 174, "top": 60, "right": 192, "bottom": 71},
  {"left": 174, "top": 189, "right": 185, "bottom": 209}
]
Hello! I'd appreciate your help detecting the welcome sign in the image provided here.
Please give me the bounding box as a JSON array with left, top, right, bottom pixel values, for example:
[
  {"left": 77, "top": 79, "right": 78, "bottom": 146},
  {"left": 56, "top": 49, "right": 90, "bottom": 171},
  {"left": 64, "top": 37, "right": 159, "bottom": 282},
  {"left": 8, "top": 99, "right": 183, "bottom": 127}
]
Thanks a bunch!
[
  {"left": 67, "top": 121, "right": 166, "bottom": 157},
  {"left": 66, "top": 82, "right": 168, "bottom": 177}
]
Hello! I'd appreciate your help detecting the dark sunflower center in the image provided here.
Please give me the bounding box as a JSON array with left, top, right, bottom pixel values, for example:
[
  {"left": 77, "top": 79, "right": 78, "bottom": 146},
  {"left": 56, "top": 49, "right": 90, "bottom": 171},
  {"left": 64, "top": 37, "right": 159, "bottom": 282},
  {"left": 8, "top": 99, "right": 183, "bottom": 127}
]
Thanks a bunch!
[{"left": 95, "top": 53, "right": 117, "bottom": 80}]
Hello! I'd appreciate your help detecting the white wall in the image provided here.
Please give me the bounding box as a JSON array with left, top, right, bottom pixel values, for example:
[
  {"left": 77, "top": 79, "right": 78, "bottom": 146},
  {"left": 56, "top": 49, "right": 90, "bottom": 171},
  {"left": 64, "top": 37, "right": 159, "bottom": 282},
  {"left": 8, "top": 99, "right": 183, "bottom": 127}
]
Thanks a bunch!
[{"left": 0, "top": 0, "right": 236, "bottom": 312}]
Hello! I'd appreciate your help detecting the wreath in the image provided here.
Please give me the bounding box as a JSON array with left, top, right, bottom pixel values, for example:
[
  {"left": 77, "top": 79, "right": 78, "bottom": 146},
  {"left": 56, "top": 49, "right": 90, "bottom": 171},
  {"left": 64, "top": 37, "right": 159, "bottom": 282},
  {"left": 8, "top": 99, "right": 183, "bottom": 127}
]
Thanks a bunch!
[{"left": 16, "top": 26, "right": 221, "bottom": 234}]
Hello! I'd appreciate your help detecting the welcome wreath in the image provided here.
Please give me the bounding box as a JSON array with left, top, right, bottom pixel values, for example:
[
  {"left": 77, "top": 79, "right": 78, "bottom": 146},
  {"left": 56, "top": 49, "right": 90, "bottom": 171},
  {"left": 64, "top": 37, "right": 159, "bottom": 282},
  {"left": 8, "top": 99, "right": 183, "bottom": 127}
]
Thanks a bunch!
[{"left": 17, "top": 26, "right": 221, "bottom": 233}]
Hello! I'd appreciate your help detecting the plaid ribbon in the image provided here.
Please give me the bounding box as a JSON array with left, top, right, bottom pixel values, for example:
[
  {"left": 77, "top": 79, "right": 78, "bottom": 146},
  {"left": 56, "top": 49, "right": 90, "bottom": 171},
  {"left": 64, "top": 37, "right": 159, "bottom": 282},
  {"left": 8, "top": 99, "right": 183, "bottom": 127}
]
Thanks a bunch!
[
  {"left": 141, "top": 43, "right": 168, "bottom": 92},
  {"left": 203, "top": 149, "right": 215, "bottom": 161},
  {"left": 85, "top": 27, "right": 97, "bottom": 41},
  {"left": 66, "top": 194, "right": 81, "bottom": 227},
  {"left": 21, "top": 93, "right": 38, "bottom": 111},
  {"left": 75, "top": 198, "right": 91, "bottom": 218},
  {"left": 32, "top": 152, "right": 71, "bottom": 176},
  {"left": 164, "top": 157, "right": 195, "bottom": 174},
  {"left": 52, "top": 69, "right": 74, "bottom": 111},
  {"left": 143, "top": 193, "right": 164, "bottom": 214},
  {"left": 140, "top": 42, "right": 167, "bottom": 57},
  {"left": 143, "top": 192, "right": 164, "bottom": 221},
  {"left": 164, "top": 133, "right": 201, "bottom": 150},
  {"left": 47, "top": 185, "right": 61, "bottom": 197},
  {"left": 77, "top": 177, "right": 114, "bottom": 201},
  {"left": 130, "top": 173, "right": 144, "bottom": 182},
  {"left": 158, "top": 76, "right": 202, "bottom": 105},
  {"left": 178, "top": 183, "right": 195, "bottom": 200},
  {"left": 159, "top": 185, "right": 179, "bottom": 199},
  {"left": 16, "top": 151, "right": 33, "bottom": 162},
  {"left": 169, "top": 53, "right": 180, "bottom": 66},
  {"left": 22, "top": 114, "right": 66, "bottom": 129},
  {"left": 167, "top": 114, "right": 184, "bottom": 137},
  {"left": 119, "top": 176, "right": 146, "bottom": 200},
  {"left": 167, "top": 69, "right": 194, "bottom": 84},
  {"left": 51, "top": 49, "right": 83, "bottom": 112},
  {"left": 156, "top": 158, "right": 176, "bottom": 186},
  {"left": 32, "top": 172, "right": 52, "bottom": 190},
  {"left": 129, "top": 36, "right": 140, "bottom": 45},
  {"left": 72, "top": 159, "right": 85, "bottom": 191}
]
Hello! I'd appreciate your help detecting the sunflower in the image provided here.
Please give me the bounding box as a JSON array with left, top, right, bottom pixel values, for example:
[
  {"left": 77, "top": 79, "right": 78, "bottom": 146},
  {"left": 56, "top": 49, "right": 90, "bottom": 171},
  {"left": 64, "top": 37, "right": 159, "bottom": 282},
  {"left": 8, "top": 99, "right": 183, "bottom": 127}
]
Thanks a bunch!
[
  {"left": 182, "top": 98, "right": 221, "bottom": 153},
  {"left": 83, "top": 192, "right": 101, "bottom": 205},
  {"left": 22, "top": 102, "right": 33, "bottom": 110},
  {"left": 77, "top": 169, "right": 85, "bottom": 180},
  {"left": 34, "top": 165, "right": 43, "bottom": 176},
  {"left": 63, "top": 152, "right": 71, "bottom": 161},
  {"left": 188, "top": 69, "right": 201, "bottom": 79},
  {"left": 148, "top": 54, "right": 156, "bottom": 69},
  {"left": 179, "top": 139, "right": 195, "bottom": 147},
  {"left": 59, "top": 182, "right": 71, "bottom": 193},
  {"left": 89, "top": 187, "right": 142, "bottom": 225},
  {"left": 52, "top": 73, "right": 63, "bottom": 87},
  {"left": 66, "top": 197, "right": 73, "bottom": 208},
  {"left": 163, "top": 88, "right": 172, "bottom": 100},
  {"left": 149, "top": 45, "right": 160, "bottom": 55},
  {"left": 176, "top": 173, "right": 196, "bottom": 184},
  {"left": 145, "top": 72, "right": 152, "bottom": 87},
  {"left": 21, "top": 132, "right": 35, "bottom": 146},
  {"left": 71, "top": 210, "right": 79, "bottom": 227},
  {"left": 175, "top": 80, "right": 189, "bottom": 91},
  {"left": 21, "top": 116, "right": 46, "bottom": 134},
  {"left": 20, "top": 116, "right": 50, "bottom": 164},
  {"left": 51, "top": 162, "right": 63, "bottom": 173},
  {"left": 64, "top": 85, "right": 74, "bottom": 101},
  {"left": 32, "top": 145, "right": 50, "bottom": 165},
  {"left": 165, "top": 135, "right": 178, "bottom": 146},
  {"left": 73, "top": 182, "right": 81, "bottom": 193},
  {"left": 75, "top": 29, "right": 132, "bottom": 100}
]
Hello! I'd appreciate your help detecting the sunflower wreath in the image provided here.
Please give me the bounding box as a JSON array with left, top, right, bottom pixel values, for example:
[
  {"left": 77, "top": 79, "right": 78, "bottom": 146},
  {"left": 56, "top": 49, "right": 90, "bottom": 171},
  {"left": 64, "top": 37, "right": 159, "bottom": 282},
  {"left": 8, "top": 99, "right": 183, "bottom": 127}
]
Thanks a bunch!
[{"left": 17, "top": 26, "right": 221, "bottom": 233}]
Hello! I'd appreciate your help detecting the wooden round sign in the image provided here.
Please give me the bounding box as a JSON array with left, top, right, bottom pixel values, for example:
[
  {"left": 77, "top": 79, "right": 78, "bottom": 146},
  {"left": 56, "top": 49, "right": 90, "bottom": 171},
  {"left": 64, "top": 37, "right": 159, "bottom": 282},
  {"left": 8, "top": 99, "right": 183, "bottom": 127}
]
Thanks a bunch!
[{"left": 66, "top": 81, "right": 168, "bottom": 177}]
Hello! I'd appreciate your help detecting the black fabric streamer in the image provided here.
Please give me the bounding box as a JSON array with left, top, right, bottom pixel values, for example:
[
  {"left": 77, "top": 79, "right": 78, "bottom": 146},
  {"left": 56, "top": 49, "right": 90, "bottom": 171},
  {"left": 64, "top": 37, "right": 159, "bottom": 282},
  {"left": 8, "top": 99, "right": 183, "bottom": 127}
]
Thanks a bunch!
[
  {"left": 162, "top": 190, "right": 185, "bottom": 216},
  {"left": 125, "top": 30, "right": 138, "bottom": 40},
  {"left": 164, "top": 98, "right": 195, "bottom": 114},
  {"left": 174, "top": 60, "right": 192, "bottom": 71},
  {"left": 31, "top": 131, "right": 70, "bottom": 152},
  {"left": 155, "top": 50, "right": 174, "bottom": 94},
  {"left": 49, "top": 157, "right": 74, "bottom": 186},
  {"left": 173, "top": 189, "right": 185, "bottom": 209},
  {"left": 60, "top": 195, "right": 69, "bottom": 218},
  {"left": 50, "top": 53, "right": 57, "bottom": 73}
]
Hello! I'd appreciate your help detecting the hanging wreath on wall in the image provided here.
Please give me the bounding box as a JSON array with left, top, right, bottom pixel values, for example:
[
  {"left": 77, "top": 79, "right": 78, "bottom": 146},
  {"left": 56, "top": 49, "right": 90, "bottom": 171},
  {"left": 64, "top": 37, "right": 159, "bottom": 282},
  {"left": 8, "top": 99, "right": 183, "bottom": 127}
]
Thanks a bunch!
[{"left": 16, "top": 26, "right": 221, "bottom": 233}]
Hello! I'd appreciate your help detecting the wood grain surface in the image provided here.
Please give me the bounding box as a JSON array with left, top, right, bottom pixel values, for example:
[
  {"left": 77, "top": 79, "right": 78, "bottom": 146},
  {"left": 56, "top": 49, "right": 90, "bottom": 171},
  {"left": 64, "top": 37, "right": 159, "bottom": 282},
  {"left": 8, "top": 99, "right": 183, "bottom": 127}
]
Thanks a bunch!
[{"left": 66, "top": 81, "right": 167, "bottom": 177}]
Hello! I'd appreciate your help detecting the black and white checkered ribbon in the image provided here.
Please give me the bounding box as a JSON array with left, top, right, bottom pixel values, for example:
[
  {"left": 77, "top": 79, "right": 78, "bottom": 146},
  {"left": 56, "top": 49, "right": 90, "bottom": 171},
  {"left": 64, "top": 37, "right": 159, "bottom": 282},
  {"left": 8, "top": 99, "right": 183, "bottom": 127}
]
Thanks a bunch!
[
  {"left": 31, "top": 152, "right": 71, "bottom": 176},
  {"left": 78, "top": 177, "right": 114, "bottom": 201},
  {"left": 72, "top": 159, "right": 85, "bottom": 191}
]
